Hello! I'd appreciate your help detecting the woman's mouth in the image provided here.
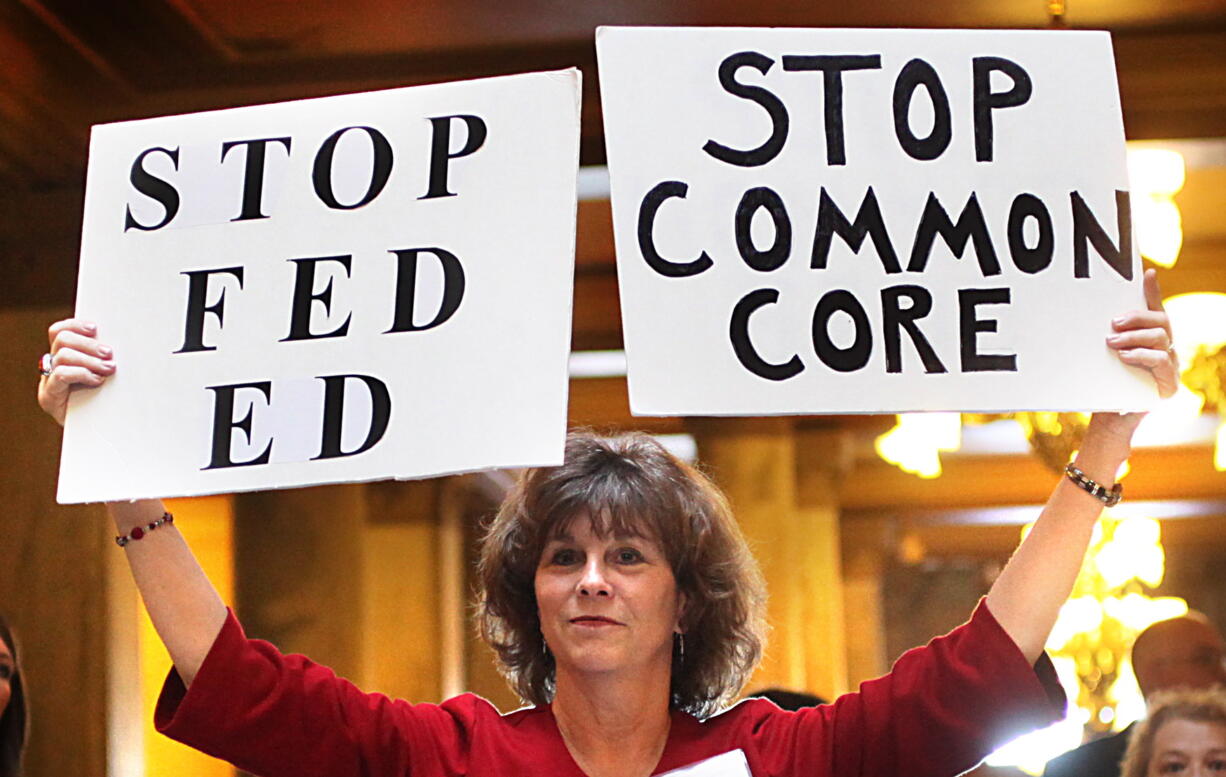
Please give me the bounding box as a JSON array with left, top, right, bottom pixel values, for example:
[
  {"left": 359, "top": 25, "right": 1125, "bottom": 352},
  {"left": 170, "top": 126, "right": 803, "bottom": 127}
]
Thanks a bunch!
[{"left": 569, "top": 615, "right": 624, "bottom": 627}]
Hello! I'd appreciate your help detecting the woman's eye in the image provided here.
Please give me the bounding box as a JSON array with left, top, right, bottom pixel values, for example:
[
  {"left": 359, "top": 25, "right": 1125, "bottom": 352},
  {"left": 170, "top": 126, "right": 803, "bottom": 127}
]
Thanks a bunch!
[
  {"left": 1159, "top": 763, "right": 1186, "bottom": 774},
  {"left": 1209, "top": 760, "right": 1226, "bottom": 772},
  {"left": 0, "top": 665, "right": 11, "bottom": 680},
  {"left": 551, "top": 549, "right": 579, "bottom": 565},
  {"left": 616, "top": 548, "right": 644, "bottom": 564}
]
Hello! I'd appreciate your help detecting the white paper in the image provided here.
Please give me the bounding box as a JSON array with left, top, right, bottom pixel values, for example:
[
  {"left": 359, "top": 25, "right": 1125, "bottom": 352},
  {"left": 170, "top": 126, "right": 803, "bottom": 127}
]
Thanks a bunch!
[
  {"left": 659, "top": 749, "right": 752, "bottom": 777},
  {"left": 597, "top": 27, "right": 1154, "bottom": 416},
  {"left": 60, "top": 70, "right": 581, "bottom": 503}
]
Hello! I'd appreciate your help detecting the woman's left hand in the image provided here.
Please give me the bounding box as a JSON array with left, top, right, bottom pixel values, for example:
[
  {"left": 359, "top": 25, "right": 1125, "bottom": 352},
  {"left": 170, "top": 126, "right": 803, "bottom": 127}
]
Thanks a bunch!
[
  {"left": 1106, "top": 268, "right": 1179, "bottom": 399},
  {"left": 988, "top": 270, "right": 1180, "bottom": 660},
  {"left": 1086, "top": 268, "right": 1179, "bottom": 449}
]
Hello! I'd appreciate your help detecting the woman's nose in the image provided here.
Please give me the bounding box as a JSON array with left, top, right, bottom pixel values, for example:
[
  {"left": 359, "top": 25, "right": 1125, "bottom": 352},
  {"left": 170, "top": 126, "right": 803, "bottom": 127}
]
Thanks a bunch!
[{"left": 577, "top": 559, "right": 612, "bottom": 597}]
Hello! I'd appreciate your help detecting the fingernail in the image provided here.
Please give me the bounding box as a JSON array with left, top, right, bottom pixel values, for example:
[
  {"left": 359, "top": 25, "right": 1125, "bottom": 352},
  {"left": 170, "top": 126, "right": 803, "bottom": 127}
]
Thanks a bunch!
[
  {"left": 99, "top": 346, "right": 112, "bottom": 357},
  {"left": 102, "top": 361, "right": 116, "bottom": 371},
  {"left": 1112, "top": 317, "right": 1125, "bottom": 328},
  {"left": 84, "top": 322, "right": 97, "bottom": 331},
  {"left": 1106, "top": 335, "right": 1121, "bottom": 344}
]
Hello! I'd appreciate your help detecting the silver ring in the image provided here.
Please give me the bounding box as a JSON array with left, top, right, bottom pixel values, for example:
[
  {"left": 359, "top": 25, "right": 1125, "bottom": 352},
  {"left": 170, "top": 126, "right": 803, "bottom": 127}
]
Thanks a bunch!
[{"left": 39, "top": 353, "right": 53, "bottom": 377}]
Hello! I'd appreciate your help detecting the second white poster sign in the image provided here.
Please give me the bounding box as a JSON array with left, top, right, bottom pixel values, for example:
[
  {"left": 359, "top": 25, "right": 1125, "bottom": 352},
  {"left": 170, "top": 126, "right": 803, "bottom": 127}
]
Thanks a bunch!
[{"left": 598, "top": 27, "right": 1153, "bottom": 416}]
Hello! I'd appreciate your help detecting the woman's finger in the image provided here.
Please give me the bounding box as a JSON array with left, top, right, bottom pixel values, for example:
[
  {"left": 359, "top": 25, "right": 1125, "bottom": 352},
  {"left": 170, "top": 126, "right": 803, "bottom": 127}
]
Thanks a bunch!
[
  {"left": 1112, "top": 270, "right": 1173, "bottom": 342},
  {"left": 39, "top": 320, "right": 110, "bottom": 428},
  {"left": 50, "top": 328, "right": 113, "bottom": 361},
  {"left": 45, "top": 364, "right": 106, "bottom": 391},
  {"left": 1118, "top": 347, "right": 1180, "bottom": 398},
  {"left": 51, "top": 346, "right": 116, "bottom": 378},
  {"left": 1143, "top": 268, "right": 1166, "bottom": 313},
  {"left": 47, "top": 318, "right": 97, "bottom": 349},
  {"left": 1111, "top": 309, "right": 1171, "bottom": 336},
  {"left": 38, "top": 364, "right": 106, "bottom": 425},
  {"left": 1106, "top": 327, "right": 1171, "bottom": 352}
]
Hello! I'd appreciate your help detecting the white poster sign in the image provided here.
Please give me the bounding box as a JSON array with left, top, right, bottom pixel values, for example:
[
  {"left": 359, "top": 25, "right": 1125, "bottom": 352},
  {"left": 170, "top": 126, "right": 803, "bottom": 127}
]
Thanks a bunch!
[
  {"left": 59, "top": 70, "right": 581, "bottom": 503},
  {"left": 597, "top": 28, "right": 1153, "bottom": 416},
  {"left": 661, "top": 750, "right": 752, "bottom": 777}
]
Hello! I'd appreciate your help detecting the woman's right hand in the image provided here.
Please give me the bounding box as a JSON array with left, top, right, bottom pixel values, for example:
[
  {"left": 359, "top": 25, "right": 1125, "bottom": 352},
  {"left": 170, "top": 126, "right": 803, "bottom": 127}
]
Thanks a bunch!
[{"left": 38, "top": 318, "right": 116, "bottom": 426}]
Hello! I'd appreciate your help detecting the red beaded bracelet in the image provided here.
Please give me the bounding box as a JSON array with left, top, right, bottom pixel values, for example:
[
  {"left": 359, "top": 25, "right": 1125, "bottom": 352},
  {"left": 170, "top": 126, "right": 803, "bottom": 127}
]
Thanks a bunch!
[{"left": 115, "top": 512, "right": 174, "bottom": 547}]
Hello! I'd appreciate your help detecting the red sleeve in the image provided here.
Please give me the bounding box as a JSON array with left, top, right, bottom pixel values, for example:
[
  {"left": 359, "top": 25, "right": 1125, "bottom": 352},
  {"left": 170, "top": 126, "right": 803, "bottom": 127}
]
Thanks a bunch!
[
  {"left": 155, "top": 609, "right": 482, "bottom": 777},
  {"left": 744, "top": 598, "right": 1066, "bottom": 777}
]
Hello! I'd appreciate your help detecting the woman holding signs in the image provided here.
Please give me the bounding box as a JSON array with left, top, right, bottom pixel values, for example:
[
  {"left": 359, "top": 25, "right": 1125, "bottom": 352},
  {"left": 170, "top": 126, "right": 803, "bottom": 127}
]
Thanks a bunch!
[{"left": 38, "top": 270, "right": 1178, "bottom": 777}]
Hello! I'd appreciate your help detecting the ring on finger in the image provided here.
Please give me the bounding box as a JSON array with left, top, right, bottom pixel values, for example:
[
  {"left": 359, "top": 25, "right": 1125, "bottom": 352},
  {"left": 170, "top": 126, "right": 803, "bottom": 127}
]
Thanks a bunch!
[{"left": 39, "top": 353, "right": 53, "bottom": 377}]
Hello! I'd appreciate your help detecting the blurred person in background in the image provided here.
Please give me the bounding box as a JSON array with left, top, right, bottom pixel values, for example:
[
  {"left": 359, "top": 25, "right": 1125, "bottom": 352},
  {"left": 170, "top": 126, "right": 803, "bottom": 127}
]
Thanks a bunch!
[
  {"left": 1119, "top": 688, "right": 1226, "bottom": 777},
  {"left": 1044, "top": 612, "right": 1226, "bottom": 777},
  {"left": 0, "top": 616, "right": 27, "bottom": 777},
  {"left": 748, "top": 688, "right": 827, "bottom": 711}
]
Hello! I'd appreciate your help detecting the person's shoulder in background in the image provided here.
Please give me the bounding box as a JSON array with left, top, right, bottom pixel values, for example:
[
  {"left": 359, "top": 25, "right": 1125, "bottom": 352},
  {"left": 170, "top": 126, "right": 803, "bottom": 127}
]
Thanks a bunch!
[{"left": 1043, "top": 724, "right": 1134, "bottom": 777}]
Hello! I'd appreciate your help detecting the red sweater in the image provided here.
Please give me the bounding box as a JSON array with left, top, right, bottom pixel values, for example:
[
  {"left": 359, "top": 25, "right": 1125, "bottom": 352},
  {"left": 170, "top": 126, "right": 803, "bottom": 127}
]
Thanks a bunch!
[{"left": 156, "top": 599, "right": 1064, "bottom": 777}]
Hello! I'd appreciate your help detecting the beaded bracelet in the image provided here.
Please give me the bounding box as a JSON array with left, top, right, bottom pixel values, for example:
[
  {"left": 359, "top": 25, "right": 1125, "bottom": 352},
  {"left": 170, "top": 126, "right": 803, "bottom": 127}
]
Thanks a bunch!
[
  {"left": 115, "top": 511, "right": 174, "bottom": 547},
  {"left": 1064, "top": 463, "right": 1123, "bottom": 507}
]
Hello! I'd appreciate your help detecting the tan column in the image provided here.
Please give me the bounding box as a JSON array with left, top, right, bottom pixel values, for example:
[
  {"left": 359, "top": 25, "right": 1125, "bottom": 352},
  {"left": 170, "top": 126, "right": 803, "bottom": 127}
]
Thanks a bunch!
[
  {"left": 794, "top": 428, "right": 851, "bottom": 701},
  {"left": 360, "top": 479, "right": 443, "bottom": 702},
  {"left": 840, "top": 516, "right": 892, "bottom": 684},
  {"left": 690, "top": 418, "right": 848, "bottom": 699},
  {"left": 233, "top": 484, "right": 367, "bottom": 681},
  {"left": 234, "top": 479, "right": 451, "bottom": 703}
]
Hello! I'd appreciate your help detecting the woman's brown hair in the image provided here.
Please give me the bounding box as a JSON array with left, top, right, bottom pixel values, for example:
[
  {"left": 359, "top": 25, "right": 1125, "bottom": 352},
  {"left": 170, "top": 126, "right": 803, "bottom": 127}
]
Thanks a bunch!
[
  {"left": 0, "top": 615, "right": 26, "bottom": 777},
  {"left": 477, "top": 430, "right": 767, "bottom": 718},
  {"left": 1120, "top": 688, "right": 1226, "bottom": 777}
]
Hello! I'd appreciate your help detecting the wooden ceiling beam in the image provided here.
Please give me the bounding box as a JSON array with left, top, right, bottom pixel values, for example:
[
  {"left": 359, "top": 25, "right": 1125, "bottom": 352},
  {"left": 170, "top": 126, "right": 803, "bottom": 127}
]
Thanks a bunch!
[
  {"left": 1157, "top": 239, "right": 1226, "bottom": 297},
  {"left": 576, "top": 199, "right": 614, "bottom": 269},
  {"left": 568, "top": 376, "right": 685, "bottom": 434},
  {"left": 1115, "top": 25, "right": 1226, "bottom": 139},
  {"left": 571, "top": 271, "right": 622, "bottom": 351},
  {"left": 15, "top": 0, "right": 135, "bottom": 91}
]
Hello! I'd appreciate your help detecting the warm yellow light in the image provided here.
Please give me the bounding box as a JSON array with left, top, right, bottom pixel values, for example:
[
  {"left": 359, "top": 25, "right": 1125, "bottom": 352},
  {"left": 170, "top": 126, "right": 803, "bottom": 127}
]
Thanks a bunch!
[
  {"left": 1000, "top": 508, "right": 1188, "bottom": 774},
  {"left": 1127, "top": 148, "right": 1186, "bottom": 197},
  {"left": 1164, "top": 293, "right": 1226, "bottom": 366},
  {"left": 1114, "top": 516, "right": 1161, "bottom": 548},
  {"left": 1127, "top": 148, "right": 1185, "bottom": 268},
  {"left": 874, "top": 412, "right": 961, "bottom": 478},
  {"left": 1137, "top": 385, "right": 1207, "bottom": 444},
  {"left": 1102, "top": 593, "right": 1187, "bottom": 633},
  {"left": 1048, "top": 595, "right": 1104, "bottom": 651},
  {"left": 1096, "top": 517, "right": 1164, "bottom": 589},
  {"left": 1162, "top": 293, "right": 1226, "bottom": 471},
  {"left": 1132, "top": 197, "right": 1182, "bottom": 268}
]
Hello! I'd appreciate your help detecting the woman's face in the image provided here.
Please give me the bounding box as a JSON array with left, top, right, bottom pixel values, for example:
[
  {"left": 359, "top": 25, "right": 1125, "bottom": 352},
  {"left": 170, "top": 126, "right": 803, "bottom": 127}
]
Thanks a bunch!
[
  {"left": 535, "top": 514, "right": 684, "bottom": 680},
  {"left": 1147, "top": 718, "right": 1226, "bottom": 776},
  {"left": 0, "top": 638, "right": 13, "bottom": 718}
]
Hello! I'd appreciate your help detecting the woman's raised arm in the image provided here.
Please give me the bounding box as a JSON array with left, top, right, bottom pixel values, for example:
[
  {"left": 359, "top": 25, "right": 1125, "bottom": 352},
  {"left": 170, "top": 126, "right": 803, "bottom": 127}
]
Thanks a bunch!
[
  {"left": 39, "top": 318, "right": 227, "bottom": 685},
  {"left": 985, "top": 269, "right": 1180, "bottom": 662}
]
